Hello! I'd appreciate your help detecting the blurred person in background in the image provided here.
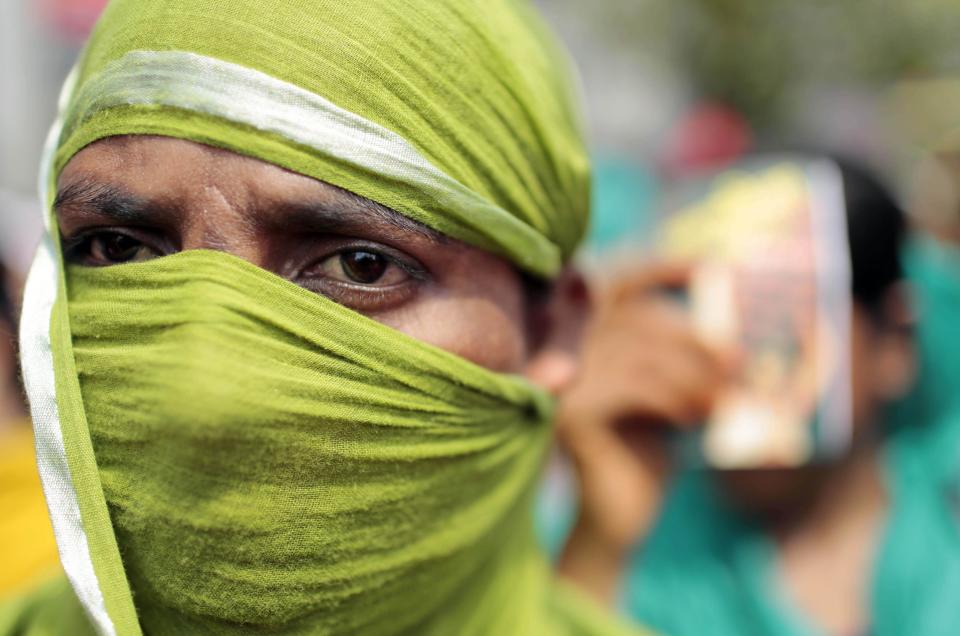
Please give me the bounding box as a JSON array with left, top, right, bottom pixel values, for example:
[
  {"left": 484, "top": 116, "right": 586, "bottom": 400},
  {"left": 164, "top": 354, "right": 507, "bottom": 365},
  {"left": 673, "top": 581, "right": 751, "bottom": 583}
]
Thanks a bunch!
[
  {"left": 0, "top": 0, "right": 649, "bottom": 634},
  {"left": 557, "top": 157, "right": 960, "bottom": 636}
]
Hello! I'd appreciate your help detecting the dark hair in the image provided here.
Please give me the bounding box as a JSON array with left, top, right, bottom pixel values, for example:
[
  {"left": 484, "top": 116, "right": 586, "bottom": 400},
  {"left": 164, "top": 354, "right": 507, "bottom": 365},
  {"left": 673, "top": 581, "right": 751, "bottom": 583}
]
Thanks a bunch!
[{"left": 836, "top": 158, "right": 907, "bottom": 309}]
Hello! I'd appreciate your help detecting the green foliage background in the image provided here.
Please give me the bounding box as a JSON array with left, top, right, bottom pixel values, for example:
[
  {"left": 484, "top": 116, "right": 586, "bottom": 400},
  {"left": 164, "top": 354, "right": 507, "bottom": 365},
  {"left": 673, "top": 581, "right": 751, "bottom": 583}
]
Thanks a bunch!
[{"left": 542, "top": 0, "right": 960, "bottom": 132}]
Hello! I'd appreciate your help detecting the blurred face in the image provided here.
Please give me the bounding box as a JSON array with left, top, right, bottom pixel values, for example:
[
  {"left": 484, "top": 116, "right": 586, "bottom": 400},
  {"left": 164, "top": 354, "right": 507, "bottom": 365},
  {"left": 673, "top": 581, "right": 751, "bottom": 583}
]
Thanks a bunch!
[
  {"left": 718, "top": 295, "right": 916, "bottom": 516},
  {"left": 55, "top": 135, "right": 539, "bottom": 374},
  {"left": 847, "top": 295, "right": 915, "bottom": 434}
]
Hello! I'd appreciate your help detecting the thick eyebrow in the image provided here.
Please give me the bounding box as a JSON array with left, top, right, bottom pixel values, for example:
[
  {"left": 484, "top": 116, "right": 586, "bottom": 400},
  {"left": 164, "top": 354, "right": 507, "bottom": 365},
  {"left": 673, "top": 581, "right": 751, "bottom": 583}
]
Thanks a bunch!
[
  {"left": 274, "top": 185, "right": 447, "bottom": 245},
  {"left": 54, "top": 176, "right": 447, "bottom": 244},
  {"left": 54, "top": 178, "right": 158, "bottom": 224}
]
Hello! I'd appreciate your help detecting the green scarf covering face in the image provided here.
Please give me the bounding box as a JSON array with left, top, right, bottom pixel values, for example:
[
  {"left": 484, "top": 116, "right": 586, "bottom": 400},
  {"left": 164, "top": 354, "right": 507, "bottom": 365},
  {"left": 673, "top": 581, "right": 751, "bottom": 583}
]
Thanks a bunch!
[
  {"left": 10, "top": 1, "right": 639, "bottom": 635},
  {"left": 63, "top": 250, "right": 560, "bottom": 634}
]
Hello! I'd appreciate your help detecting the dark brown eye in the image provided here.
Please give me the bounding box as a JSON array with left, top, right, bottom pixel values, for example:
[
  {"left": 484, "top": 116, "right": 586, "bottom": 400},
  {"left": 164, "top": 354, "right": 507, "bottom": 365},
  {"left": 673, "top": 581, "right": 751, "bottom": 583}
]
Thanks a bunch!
[
  {"left": 309, "top": 247, "right": 414, "bottom": 297},
  {"left": 340, "top": 251, "right": 389, "bottom": 284},
  {"left": 102, "top": 234, "right": 143, "bottom": 262},
  {"left": 82, "top": 232, "right": 158, "bottom": 265}
]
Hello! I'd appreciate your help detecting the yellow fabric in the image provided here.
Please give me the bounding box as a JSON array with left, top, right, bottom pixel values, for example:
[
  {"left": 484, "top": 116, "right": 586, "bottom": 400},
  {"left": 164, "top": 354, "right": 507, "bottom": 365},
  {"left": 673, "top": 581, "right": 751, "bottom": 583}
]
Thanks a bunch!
[{"left": 0, "top": 423, "right": 60, "bottom": 599}]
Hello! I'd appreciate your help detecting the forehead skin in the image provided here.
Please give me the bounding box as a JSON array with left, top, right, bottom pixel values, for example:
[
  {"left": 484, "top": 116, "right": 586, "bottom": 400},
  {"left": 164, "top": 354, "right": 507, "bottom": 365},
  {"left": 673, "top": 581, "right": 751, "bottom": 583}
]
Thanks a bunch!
[{"left": 56, "top": 135, "right": 532, "bottom": 373}]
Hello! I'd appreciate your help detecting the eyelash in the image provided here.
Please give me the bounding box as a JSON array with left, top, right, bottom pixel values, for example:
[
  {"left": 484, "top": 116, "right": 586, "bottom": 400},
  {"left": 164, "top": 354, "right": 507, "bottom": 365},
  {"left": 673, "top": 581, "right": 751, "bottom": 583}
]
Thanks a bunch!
[
  {"left": 61, "top": 228, "right": 165, "bottom": 264},
  {"left": 62, "top": 229, "right": 430, "bottom": 313},
  {"left": 298, "top": 242, "right": 429, "bottom": 312}
]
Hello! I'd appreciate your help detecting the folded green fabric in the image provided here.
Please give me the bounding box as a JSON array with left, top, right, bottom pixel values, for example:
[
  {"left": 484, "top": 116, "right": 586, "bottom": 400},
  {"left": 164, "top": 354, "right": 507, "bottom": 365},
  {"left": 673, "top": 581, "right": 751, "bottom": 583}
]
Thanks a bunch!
[
  {"left": 56, "top": 0, "right": 591, "bottom": 278},
  {"left": 49, "top": 249, "right": 621, "bottom": 634},
  {"left": 10, "top": 1, "right": 641, "bottom": 633}
]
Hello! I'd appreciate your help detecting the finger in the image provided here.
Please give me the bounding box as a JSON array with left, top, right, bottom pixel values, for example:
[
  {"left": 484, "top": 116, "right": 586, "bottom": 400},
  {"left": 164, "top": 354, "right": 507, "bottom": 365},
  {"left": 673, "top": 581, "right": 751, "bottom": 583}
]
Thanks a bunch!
[
  {"left": 580, "top": 338, "right": 726, "bottom": 424},
  {"left": 525, "top": 350, "right": 578, "bottom": 396},
  {"left": 590, "top": 307, "right": 729, "bottom": 385},
  {"left": 604, "top": 262, "right": 693, "bottom": 307},
  {"left": 596, "top": 370, "right": 712, "bottom": 430},
  {"left": 588, "top": 296, "right": 693, "bottom": 350},
  {"left": 573, "top": 332, "right": 727, "bottom": 421},
  {"left": 633, "top": 349, "right": 724, "bottom": 423}
]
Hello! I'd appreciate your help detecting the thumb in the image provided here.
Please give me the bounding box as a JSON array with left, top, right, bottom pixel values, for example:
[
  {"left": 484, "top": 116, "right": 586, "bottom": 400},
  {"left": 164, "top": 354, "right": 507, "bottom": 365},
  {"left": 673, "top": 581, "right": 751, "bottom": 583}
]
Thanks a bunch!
[{"left": 526, "top": 350, "right": 578, "bottom": 396}]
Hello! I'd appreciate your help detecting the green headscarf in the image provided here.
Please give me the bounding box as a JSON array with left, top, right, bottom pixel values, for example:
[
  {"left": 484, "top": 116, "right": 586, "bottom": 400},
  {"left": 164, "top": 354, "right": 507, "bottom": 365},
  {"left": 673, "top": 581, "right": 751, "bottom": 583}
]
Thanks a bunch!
[
  {"left": 4, "top": 1, "right": 636, "bottom": 635},
  {"left": 56, "top": 0, "right": 590, "bottom": 278}
]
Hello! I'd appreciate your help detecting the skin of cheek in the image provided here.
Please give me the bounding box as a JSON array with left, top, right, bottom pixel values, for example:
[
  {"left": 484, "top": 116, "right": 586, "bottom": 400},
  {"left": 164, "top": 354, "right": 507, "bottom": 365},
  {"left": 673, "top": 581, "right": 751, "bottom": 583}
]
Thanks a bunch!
[
  {"left": 371, "top": 253, "right": 531, "bottom": 374},
  {"left": 379, "top": 294, "right": 529, "bottom": 374}
]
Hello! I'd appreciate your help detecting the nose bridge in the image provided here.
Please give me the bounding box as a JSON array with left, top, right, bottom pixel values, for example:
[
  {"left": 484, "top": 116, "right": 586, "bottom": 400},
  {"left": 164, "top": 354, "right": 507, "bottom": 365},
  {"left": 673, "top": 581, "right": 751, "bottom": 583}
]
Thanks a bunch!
[{"left": 180, "top": 182, "right": 265, "bottom": 267}]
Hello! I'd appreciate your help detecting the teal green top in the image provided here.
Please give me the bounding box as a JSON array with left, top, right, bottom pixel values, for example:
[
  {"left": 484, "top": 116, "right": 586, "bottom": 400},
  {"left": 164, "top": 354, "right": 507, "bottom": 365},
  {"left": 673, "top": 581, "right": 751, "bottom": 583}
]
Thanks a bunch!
[
  {"left": 625, "top": 237, "right": 960, "bottom": 635},
  {"left": 893, "top": 236, "right": 960, "bottom": 429}
]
